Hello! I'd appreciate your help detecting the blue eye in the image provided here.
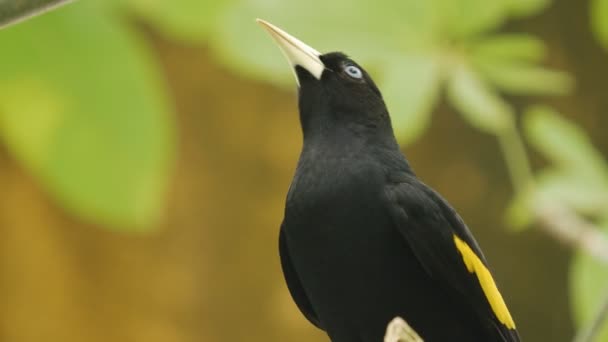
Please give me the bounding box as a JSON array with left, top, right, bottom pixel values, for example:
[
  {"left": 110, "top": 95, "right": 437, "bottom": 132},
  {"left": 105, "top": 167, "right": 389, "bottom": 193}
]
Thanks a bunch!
[{"left": 344, "top": 65, "right": 363, "bottom": 79}]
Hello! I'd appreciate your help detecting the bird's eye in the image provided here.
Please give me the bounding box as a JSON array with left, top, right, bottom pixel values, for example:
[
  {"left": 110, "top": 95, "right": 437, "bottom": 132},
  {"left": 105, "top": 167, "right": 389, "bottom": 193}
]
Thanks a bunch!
[{"left": 344, "top": 65, "right": 363, "bottom": 79}]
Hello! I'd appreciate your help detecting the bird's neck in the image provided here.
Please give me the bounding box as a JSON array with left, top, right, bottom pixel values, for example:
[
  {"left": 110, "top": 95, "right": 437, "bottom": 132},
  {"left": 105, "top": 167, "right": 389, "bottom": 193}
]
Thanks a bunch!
[{"left": 298, "top": 124, "right": 414, "bottom": 178}]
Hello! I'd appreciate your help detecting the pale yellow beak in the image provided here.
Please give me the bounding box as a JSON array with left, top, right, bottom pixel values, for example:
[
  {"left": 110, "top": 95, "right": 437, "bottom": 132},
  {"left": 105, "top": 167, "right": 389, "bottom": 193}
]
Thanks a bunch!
[{"left": 256, "top": 19, "right": 325, "bottom": 86}]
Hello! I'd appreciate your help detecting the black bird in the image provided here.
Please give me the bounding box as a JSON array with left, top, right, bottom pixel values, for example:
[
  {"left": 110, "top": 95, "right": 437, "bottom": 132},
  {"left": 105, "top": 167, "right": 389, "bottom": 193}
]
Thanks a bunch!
[{"left": 257, "top": 19, "right": 520, "bottom": 342}]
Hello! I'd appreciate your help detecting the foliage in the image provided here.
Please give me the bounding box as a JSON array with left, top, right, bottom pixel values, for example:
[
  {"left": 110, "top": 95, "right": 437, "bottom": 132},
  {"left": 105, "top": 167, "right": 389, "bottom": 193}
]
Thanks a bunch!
[
  {"left": 125, "top": 0, "right": 233, "bottom": 43},
  {"left": 0, "top": 2, "right": 175, "bottom": 231},
  {"left": 591, "top": 0, "right": 608, "bottom": 50},
  {"left": 507, "top": 107, "right": 608, "bottom": 227},
  {"left": 508, "top": 107, "right": 608, "bottom": 339},
  {"left": 571, "top": 226, "right": 608, "bottom": 342}
]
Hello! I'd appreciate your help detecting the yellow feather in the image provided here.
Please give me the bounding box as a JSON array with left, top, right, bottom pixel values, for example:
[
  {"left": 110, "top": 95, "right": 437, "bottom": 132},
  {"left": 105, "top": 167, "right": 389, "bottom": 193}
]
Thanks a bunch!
[{"left": 453, "top": 235, "right": 516, "bottom": 329}]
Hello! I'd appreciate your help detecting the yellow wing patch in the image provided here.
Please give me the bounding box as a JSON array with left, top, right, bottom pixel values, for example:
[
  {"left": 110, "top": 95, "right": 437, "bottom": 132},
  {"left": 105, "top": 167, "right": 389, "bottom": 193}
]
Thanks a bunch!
[{"left": 453, "top": 235, "right": 516, "bottom": 329}]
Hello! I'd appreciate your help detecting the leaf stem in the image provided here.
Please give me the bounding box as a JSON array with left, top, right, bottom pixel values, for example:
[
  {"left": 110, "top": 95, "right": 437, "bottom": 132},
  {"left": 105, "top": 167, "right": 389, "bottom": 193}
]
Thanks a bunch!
[{"left": 536, "top": 203, "right": 608, "bottom": 264}]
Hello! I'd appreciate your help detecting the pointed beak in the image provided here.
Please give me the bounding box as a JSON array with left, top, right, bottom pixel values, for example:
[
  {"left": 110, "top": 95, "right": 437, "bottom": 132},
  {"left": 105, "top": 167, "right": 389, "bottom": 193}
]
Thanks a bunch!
[{"left": 256, "top": 19, "right": 325, "bottom": 86}]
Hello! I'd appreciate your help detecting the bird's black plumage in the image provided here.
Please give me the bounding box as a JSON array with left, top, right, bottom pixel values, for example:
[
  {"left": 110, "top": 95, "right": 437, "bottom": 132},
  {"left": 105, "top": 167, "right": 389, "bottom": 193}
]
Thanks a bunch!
[{"left": 269, "top": 37, "right": 520, "bottom": 341}]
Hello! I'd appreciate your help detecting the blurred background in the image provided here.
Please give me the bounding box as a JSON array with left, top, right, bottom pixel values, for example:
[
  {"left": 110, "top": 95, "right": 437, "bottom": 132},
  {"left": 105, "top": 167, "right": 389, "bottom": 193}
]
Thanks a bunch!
[{"left": 0, "top": 0, "right": 607, "bottom": 341}]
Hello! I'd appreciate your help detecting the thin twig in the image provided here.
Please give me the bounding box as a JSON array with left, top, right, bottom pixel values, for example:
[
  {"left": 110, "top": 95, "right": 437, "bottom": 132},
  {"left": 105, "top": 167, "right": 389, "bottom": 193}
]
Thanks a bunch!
[
  {"left": 536, "top": 203, "right": 608, "bottom": 264},
  {"left": 384, "top": 317, "right": 424, "bottom": 342},
  {"left": 497, "top": 123, "right": 535, "bottom": 196},
  {"left": 0, "top": 0, "right": 74, "bottom": 29},
  {"left": 572, "top": 288, "right": 608, "bottom": 342}
]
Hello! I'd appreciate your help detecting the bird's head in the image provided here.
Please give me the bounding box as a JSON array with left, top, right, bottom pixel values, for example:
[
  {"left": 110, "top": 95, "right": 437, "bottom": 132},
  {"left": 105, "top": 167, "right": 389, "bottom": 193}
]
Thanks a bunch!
[{"left": 257, "top": 19, "right": 394, "bottom": 142}]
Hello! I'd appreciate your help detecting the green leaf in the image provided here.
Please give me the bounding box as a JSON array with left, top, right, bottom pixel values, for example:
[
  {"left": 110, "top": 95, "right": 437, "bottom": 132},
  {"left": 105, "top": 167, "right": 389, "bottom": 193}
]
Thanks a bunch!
[
  {"left": 471, "top": 34, "right": 547, "bottom": 63},
  {"left": 505, "top": 0, "right": 552, "bottom": 18},
  {"left": 447, "top": 64, "right": 514, "bottom": 134},
  {"left": 476, "top": 61, "right": 573, "bottom": 95},
  {"left": 592, "top": 0, "right": 608, "bottom": 51},
  {"left": 126, "top": 0, "right": 232, "bottom": 42},
  {"left": 470, "top": 35, "right": 572, "bottom": 95},
  {"left": 524, "top": 106, "right": 608, "bottom": 183},
  {"left": 439, "top": 0, "right": 508, "bottom": 38},
  {"left": 547, "top": 176, "right": 608, "bottom": 217},
  {"left": 505, "top": 169, "right": 608, "bottom": 230},
  {"left": 505, "top": 168, "right": 608, "bottom": 230},
  {"left": 381, "top": 54, "right": 441, "bottom": 145},
  {"left": 0, "top": 2, "right": 175, "bottom": 231},
  {"left": 505, "top": 184, "right": 536, "bottom": 230},
  {"left": 570, "top": 232, "right": 608, "bottom": 342},
  {"left": 535, "top": 171, "right": 608, "bottom": 216}
]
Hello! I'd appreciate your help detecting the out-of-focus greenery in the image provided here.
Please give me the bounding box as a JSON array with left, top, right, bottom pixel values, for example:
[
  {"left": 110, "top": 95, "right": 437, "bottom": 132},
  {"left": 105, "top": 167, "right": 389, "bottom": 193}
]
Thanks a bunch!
[
  {"left": 508, "top": 107, "right": 608, "bottom": 228},
  {"left": 572, "top": 236, "right": 608, "bottom": 342},
  {"left": 0, "top": 2, "right": 174, "bottom": 231},
  {"left": 517, "top": 107, "right": 608, "bottom": 341},
  {"left": 125, "top": 0, "right": 232, "bottom": 42},
  {"left": 592, "top": 0, "right": 608, "bottom": 50},
  {"left": 1, "top": 0, "right": 608, "bottom": 341}
]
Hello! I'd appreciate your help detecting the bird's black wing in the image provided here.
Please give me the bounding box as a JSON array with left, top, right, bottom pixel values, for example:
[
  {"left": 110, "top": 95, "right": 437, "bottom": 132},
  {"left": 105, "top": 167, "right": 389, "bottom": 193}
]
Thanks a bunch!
[
  {"left": 384, "top": 174, "right": 520, "bottom": 342},
  {"left": 279, "top": 226, "right": 323, "bottom": 330}
]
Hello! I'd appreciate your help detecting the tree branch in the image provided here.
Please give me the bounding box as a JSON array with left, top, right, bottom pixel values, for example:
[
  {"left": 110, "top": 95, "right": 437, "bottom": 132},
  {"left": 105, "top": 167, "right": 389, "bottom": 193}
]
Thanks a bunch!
[
  {"left": 0, "top": 0, "right": 74, "bottom": 29},
  {"left": 384, "top": 317, "right": 423, "bottom": 342}
]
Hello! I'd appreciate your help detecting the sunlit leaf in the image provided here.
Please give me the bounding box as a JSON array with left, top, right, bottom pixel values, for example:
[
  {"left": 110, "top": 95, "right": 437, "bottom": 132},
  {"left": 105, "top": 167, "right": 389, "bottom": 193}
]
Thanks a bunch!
[
  {"left": 476, "top": 61, "right": 573, "bottom": 95},
  {"left": 381, "top": 54, "right": 441, "bottom": 145},
  {"left": 591, "top": 0, "right": 608, "bottom": 51},
  {"left": 126, "top": 0, "right": 232, "bottom": 42},
  {"left": 447, "top": 65, "right": 513, "bottom": 134},
  {"left": 471, "top": 34, "right": 547, "bottom": 63},
  {"left": 0, "top": 2, "right": 175, "bottom": 231},
  {"left": 505, "top": 0, "right": 552, "bottom": 18},
  {"left": 570, "top": 230, "right": 608, "bottom": 342},
  {"left": 524, "top": 106, "right": 608, "bottom": 183}
]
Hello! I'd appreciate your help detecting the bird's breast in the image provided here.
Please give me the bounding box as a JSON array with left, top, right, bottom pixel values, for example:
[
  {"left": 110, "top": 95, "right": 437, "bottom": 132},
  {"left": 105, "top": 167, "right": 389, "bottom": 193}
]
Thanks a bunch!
[{"left": 286, "top": 154, "right": 384, "bottom": 221}]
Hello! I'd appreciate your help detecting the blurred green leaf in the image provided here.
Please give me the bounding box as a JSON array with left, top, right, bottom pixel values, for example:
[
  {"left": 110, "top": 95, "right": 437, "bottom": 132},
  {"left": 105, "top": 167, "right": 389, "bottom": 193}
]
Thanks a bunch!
[
  {"left": 505, "top": 184, "right": 536, "bottom": 230},
  {"left": 447, "top": 65, "right": 513, "bottom": 133},
  {"left": 439, "top": 0, "right": 508, "bottom": 38},
  {"left": 505, "top": 0, "right": 552, "bottom": 18},
  {"left": 382, "top": 55, "right": 441, "bottom": 145},
  {"left": 0, "top": 2, "right": 175, "bottom": 231},
  {"left": 476, "top": 61, "right": 572, "bottom": 95},
  {"left": 591, "top": 0, "right": 608, "bottom": 50},
  {"left": 126, "top": 0, "right": 232, "bottom": 42},
  {"left": 571, "top": 229, "right": 608, "bottom": 342},
  {"left": 506, "top": 169, "right": 608, "bottom": 230},
  {"left": 471, "top": 34, "right": 547, "bottom": 63},
  {"left": 535, "top": 170, "right": 608, "bottom": 217},
  {"left": 524, "top": 106, "right": 608, "bottom": 183},
  {"left": 470, "top": 34, "right": 572, "bottom": 95}
]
